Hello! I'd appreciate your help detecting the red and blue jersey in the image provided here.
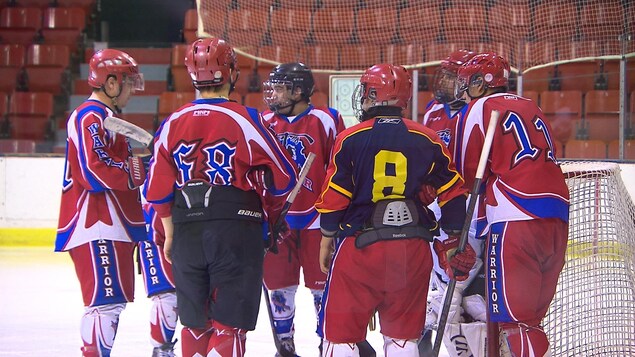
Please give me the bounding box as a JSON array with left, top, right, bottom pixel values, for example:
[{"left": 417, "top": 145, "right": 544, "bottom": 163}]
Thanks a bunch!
[
  {"left": 315, "top": 116, "right": 468, "bottom": 238},
  {"left": 145, "top": 98, "right": 297, "bottom": 221},
  {"left": 55, "top": 99, "right": 146, "bottom": 251},
  {"left": 458, "top": 93, "right": 570, "bottom": 235},
  {"left": 262, "top": 105, "right": 345, "bottom": 230}
]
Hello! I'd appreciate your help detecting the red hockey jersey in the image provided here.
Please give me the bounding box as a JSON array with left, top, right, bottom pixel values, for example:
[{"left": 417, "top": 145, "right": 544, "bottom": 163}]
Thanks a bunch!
[
  {"left": 262, "top": 106, "right": 345, "bottom": 230},
  {"left": 55, "top": 100, "right": 146, "bottom": 252},
  {"left": 145, "top": 98, "right": 296, "bottom": 219},
  {"left": 458, "top": 93, "right": 570, "bottom": 235}
]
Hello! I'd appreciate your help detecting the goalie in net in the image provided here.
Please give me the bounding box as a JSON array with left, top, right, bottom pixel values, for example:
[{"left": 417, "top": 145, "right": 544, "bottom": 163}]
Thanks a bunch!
[{"left": 421, "top": 49, "right": 489, "bottom": 357}]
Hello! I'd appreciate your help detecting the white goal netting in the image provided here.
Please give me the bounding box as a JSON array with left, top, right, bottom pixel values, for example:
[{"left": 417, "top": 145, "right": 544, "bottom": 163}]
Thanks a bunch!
[{"left": 543, "top": 161, "right": 635, "bottom": 356}]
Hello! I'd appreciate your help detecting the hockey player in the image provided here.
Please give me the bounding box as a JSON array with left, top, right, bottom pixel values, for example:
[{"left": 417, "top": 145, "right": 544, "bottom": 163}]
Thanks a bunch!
[
  {"left": 454, "top": 52, "right": 569, "bottom": 356},
  {"left": 261, "top": 62, "right": 346, "bottom": 356},
  {"left": 315, "top": 63, "right": 476, "bottom": 357},
  {"left": 140, "top": 191, "right": 179, "bottom": 357},
  {"left": 421, "top": 49, "right": 489, "bottom": 357},
  {"left": 54, "top": 49, "right": 148, "bottom": 357},
  {"left": 144, "top": 37, "right": 297, "bottom": 357}
]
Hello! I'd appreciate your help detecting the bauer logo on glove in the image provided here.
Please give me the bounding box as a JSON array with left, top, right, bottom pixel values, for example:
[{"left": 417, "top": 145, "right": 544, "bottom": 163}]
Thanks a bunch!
[{"left": 433, "top": 236, "right": 476, "bottom": 281}]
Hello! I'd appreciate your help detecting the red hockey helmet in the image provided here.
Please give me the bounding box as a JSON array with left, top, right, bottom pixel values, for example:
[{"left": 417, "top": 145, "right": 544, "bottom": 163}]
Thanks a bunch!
[
  {"left": 88, "top": 49, "right": 144, "bottom": 91},
  {"left": 353, "top": 64, "right": 412, "bottom": 116},
  {"left": 433, "top": 49, "right": 477, "bottom": 103},
  {"left": 456, "top": 52, "right": 510, "bottom": 97},
  {"left": 185, "top": 37, "right": 238, "bottom": 89}
]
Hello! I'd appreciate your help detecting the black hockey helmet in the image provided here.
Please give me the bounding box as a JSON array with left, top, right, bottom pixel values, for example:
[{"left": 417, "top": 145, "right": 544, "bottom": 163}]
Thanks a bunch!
[{"left": 266, "top": 62, "right": 315, "bottom": 101}]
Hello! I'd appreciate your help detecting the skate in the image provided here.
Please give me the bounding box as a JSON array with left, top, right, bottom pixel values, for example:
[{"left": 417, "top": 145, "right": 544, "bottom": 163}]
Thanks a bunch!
[
  {"left": 152, "top": 339, "right": 177, "bottom": 357},
  {"left": 275, "top": 337, "right": 300, "bottom": 357}
]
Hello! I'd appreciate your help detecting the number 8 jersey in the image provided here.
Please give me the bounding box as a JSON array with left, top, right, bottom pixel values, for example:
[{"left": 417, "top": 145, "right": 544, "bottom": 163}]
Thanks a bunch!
[
  {"left": 315, "top": 116, "right": 468, "bottom": 238},
  {"left": 458, "top": 93, "right": 570, "bottom": 236}
]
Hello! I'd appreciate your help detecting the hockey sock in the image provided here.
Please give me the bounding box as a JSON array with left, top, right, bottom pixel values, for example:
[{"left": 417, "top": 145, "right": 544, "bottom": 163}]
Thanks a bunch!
[
  {"left": 208, "top": 320, "right": 247, "bottom": 357},
  {"left": 500, "top": 322, "right": 551, "bottom": 357},
  {"left": 270, "top": 285, "right": 298, "bottom": 339},
  {"left": 322, "top": 339, "right": 360, "bottom": 357},
  {"left": 149, "top": 292, "right": 178, "bottom": 347},
  {"left": 383, "top": 335, "right": 419, "bottom": 356},
  {"left": 181, "top": 322, "right": 213, "bottom": 357},
  {"left": 310, "top": 288, "right": 323, "bottom": 317},
  {"left": 80, "top": 303, "right": 125, "bottom": 357}
]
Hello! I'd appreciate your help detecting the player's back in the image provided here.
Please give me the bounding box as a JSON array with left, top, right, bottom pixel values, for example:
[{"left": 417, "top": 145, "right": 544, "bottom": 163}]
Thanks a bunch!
[{"left": 461, "top": 93, "right": 569, "bottom": 227}]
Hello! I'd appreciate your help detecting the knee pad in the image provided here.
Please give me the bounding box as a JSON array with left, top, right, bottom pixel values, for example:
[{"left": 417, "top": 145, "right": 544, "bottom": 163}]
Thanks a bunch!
[
  {"left": 270, "top": 285, "right": 298, "bottom": 337},
  {"left": 149, "top": 291, "right": 178, "bottom": 347},
  {"left": 80, "top": 303, "right": 126, "bottom": 356},
  {"left": 322, "top": 339, "right": 360, "bottom": 357}
]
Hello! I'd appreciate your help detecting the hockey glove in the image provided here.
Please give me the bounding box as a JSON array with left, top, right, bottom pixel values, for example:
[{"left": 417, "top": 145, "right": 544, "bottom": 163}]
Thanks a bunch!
[
  {"left": 265, "top": 221, "right": 291, "bottom": 253},
  {"left": 127, "top": 155, "right": 147, "bottom": 189},
  {"left": 433, "top": 236, "right": 476, "bottom": 281},
  {"left": 418, "top": 184, "right": 437, "bottom": 206}
]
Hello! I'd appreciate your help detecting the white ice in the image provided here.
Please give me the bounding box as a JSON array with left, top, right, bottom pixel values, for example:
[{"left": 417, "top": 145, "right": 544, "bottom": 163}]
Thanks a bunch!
[{"left": 0, "top": 247, "right": 448, "bottom": 357}]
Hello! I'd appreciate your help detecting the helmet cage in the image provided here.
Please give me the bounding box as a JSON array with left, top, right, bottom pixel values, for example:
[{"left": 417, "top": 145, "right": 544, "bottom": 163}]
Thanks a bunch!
[{"left": 263, "top": 79, "right": 295, "bottom": 111}]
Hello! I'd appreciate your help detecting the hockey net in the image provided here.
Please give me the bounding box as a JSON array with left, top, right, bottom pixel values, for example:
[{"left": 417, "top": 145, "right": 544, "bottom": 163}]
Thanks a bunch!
[
  {"left": 543, "top": 161, "right": 635, "bottom": 356},
  {"left": 194, "top": 0, "right": 634, "bottom": 77}
]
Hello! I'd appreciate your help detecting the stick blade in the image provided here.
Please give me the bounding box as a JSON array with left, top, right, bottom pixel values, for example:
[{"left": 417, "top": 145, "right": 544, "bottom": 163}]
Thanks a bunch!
[{"left": 103, "top": 116, "right": 154, "bottom": 148}]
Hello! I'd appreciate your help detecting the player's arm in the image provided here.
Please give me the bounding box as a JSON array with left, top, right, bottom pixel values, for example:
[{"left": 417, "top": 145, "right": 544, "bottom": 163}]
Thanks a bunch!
[{"left": 75, "top": 113, "right": 136, "bottom": 192}]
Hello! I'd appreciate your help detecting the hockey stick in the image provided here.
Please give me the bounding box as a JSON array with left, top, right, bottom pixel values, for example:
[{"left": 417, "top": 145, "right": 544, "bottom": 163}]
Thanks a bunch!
[
  {"left": 103, "top": 116, "right": 154, "bottom": 151},
  {"left": 432, "top": 110, "right": 500, "bottom": 357},
  {"left": 263, "top": 152, "right": 316, "bottom": 357}
]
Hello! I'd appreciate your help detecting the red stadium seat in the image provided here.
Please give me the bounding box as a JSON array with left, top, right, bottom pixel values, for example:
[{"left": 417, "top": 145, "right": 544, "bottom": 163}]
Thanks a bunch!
[
  {"left": 540, "top": 90, "right": 582, "bottom": 143},
  {"left": 534, "top": 1, "right": 577, "bottom": 41},
  {"left": 0, "top": 139, "right": 37, "bottom": 153},
  {"left": 183, "top": 9, "right": 199, "bottom": 44},
  {"left": 340, "top": 45, "right": 381, "bottom": 71},
  {"left": 243, "top": 92, "right": 267, "bottom": 112},
  {"left": 7, "top": 91, "right": 54, "bottom": 140},
  {"left": 170, "top": 44, "right": 191, "bottom": 92},
  {"left": 311, "top": 8, "right": 355, "bottom": 45},
  {"left": 355, "top": 8, "right": 398, "bottom": 45},
  {"left": 158, "top": 91, "right": 196, "bottom": 119},
  {"left": 607, "top": 140, "right": 635, "bottom": 160},
  {"left": 54, "top": 0, "right": 96, "bottom": 14},
  {"left": 417, "top": 91, "right": 435, "bottom": 116},
  {"left": 558, "top": 61, "right": 599, "bottom": 92},
  {"left": 489, "top": 4, "right": 531, "bottom": 44},
  {"left": 444, "top": 3, "right": 486, "bottom": 43},
  {"left": 198, "top": 5, "right": 226, "bottom": 39},
  {"left": 0, "top": 7, "right": 42, "bottom": 45},
  {"left": 305, "top": 45, "right": 339, "bottom": 70},
  {"left": 563, "top": 139, "right": 607, "bottom": 159},
  {"left": 41, "top": 7, "right": 86, "bottom": 54},
  {"left": 383, "top": 44, "right": 424, "bottom": 66},
  {"left": 311, "top": 91, "right": 328, "bottom": 108},
  {"left": 520, "top": 90, "right": 539, "bottom": 104},
  {"left": 119, "top": 113, "right": 155, "bottom": 132},
  {"left": 24, "top": 44, "right": 70, "bottom": 94},
  {"left": 398, "top": 4, "right": 440, "bottom": 44},
  {"left": 0, "top": 44, "right": 26, "bottom": 92},
  {"left": 258, "top": 45, "right": 306, "bottom": 64},
  {"left": 579, "top": 0, "right": 624, "bottom": 41},
  {"left": 584, "top": 90, "right": 620, "bottom": 143}
]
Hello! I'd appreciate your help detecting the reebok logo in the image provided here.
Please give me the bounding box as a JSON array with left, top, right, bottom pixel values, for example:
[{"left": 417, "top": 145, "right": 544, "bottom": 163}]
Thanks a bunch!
[{"left": 193, "top": 110, "right": 211, "bottom": 116}]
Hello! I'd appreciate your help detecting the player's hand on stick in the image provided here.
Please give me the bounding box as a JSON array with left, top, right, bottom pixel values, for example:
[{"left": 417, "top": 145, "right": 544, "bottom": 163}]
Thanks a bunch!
[
  {"left": 433, "top": 236, "right": 476, "bottom": 281},
  {"left": 319, "top": 236, "right": 335, "bottom": 274},
  {"left": 265, "top": 221, "right": 291, "bottom": 253}
]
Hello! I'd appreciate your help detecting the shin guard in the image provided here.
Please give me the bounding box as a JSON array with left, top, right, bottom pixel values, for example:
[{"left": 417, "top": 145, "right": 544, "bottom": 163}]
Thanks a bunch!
[
  {"left": 181, "top": 322, "right": 214, "bottom": 357},
  {"left": 80, "top": 303, "right": 125, "bottom": 357},
  {"left": 208, "top": 321, "right": 247, "bottom": 357},
  {"left": 149, "top": 292, "right": 178, "bottom": 347},
  {"left": 270, "top": 285, "right": 298, "bottom": 339}
]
